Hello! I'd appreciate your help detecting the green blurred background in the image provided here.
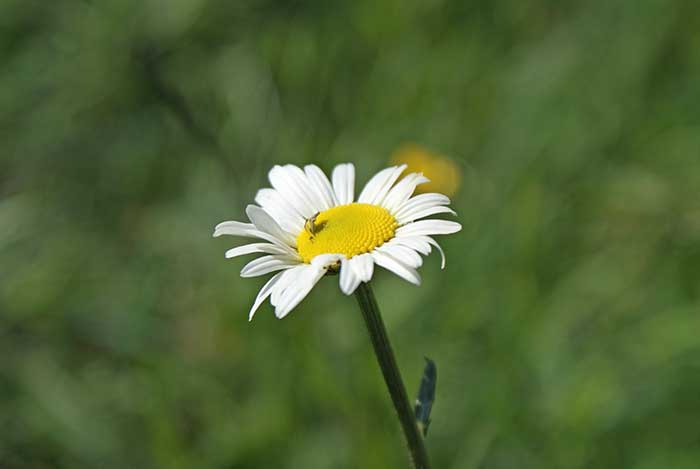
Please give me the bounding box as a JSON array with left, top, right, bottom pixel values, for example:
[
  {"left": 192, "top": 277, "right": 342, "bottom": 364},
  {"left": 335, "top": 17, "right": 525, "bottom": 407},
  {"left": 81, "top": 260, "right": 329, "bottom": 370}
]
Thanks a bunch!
[{"left": 2, "top": 0, "right": 700, "bottom": 468}]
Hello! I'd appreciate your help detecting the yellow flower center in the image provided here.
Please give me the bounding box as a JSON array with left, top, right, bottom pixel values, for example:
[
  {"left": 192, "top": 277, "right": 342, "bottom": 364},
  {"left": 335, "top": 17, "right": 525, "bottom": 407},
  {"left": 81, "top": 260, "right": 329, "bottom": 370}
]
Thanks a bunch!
[{"left": 296, "top": 203, "right": 398, "bottom": 263}]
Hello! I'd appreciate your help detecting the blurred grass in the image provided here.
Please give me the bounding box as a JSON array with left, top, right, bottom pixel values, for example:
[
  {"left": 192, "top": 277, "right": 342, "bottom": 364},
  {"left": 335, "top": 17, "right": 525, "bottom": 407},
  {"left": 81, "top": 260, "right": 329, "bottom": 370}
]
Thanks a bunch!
[{"left": 1, "top": 0, "right": 700, "bottom": 468}]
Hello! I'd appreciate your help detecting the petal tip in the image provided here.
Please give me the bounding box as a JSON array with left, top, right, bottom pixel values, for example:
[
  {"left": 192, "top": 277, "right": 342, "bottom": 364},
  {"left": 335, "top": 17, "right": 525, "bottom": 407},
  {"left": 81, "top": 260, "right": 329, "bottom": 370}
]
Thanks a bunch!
[{"left": 244, "top": 204, "right": 259, "bottom": 218}]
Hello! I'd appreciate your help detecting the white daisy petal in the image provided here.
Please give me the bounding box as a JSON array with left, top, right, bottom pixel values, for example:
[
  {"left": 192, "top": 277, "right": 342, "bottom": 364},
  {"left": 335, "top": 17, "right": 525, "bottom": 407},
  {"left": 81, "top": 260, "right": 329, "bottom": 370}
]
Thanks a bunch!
[
  {"left": 283, "top": 165, "right": 327, "bottom": 213},
  {"left": 377, "top": 242, "right": 423, "bottom": 269},
  {"left": 358, "top": 165, "right": 407, "bottom": 205},
  {"left": 339, "top": 257, "right": 361, "bottom": 295},
  {"left": 246, "top": 205, "right": 297, "bottom": 247},
  {"left": 425, "top": 237, "right": 446, "bottom": 269},
  {"left": 371, "top": 250, "right": 422, "bottom": 285},
  {"left": 332, "top": 163, "right": 355, "bottom": 205},
  {"left": 396, "top": 205, "right": 457, "bottom": 225},
  {"left": 269, "top": 165, "right": 317, "bottom": 217},
  {"left": 310, "top": 253, "right": 345, "bottom": 268},
  {"left": 241, "top": 255, "right": 299, "bottom": 278},
  {"left": 213, "top": 220, "right": 256, "bottom": 237},
  {"left": 348, "top": 253, "right": 374, "bottom": 282},
  {"left": 391, "top": 235, "right": 446, "bottom": 269},
  {"left": 394, "top": 193, "right": 451, "bottom": 220},
  {"left": 305, "top": 165, "right": 338, "bottom": 210},
  {"left": 226, "top": 243, "right": 292, "bottom": 259},
  {"left": 382, "top": 173, "right": 431, "bottom": 214},
  {"left": 249, "top": 271, "right": 285, "bottom": 321},
  {"left": 273, "top": 264, "right": 326, "bottom": 319},
  {"left": 396, "top": 219, "right": 462, "bottom": 237},
  {"left": 255, "top": 188, "right": 305, "bottom": 235},
  {"left": 269, "top": 254, "right": 342, "bottom": 317},
  {"left": 271, "top": 265, "right": 307, "bottom": 306},
  {"left": 390, "top": 236, "right": 432, "bottom": 256},
  {"left": 213, "top": 220, "right": 296, "bottom": 253}
]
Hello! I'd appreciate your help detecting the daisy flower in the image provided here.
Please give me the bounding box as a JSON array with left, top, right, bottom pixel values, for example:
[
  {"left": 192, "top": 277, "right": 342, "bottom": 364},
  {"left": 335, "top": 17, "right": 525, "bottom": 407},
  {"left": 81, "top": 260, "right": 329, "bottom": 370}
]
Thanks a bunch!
[{"left": 213, "top": 163, "right": 461, "bottom": 320}]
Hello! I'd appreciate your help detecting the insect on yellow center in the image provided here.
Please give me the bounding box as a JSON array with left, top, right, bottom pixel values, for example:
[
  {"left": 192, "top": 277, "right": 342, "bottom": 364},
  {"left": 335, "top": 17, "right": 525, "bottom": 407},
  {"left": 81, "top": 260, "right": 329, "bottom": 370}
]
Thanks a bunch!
[{"left": 296, "top": 203, "right": 398, "bottom": 264}]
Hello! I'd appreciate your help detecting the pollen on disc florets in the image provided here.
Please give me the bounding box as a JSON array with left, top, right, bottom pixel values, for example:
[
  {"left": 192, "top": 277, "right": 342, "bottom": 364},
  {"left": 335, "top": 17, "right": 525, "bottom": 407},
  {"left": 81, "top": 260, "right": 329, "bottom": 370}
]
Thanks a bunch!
[{"left": 297, "top": 203, "right": 398, "bottom": 263}]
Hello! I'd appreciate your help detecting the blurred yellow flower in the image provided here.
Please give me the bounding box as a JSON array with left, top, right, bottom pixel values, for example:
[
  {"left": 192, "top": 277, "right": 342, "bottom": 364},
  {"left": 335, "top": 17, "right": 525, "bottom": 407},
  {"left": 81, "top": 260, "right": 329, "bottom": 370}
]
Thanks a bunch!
[{"left": 390, "top": 144, "right": 461, "bottom": 197}]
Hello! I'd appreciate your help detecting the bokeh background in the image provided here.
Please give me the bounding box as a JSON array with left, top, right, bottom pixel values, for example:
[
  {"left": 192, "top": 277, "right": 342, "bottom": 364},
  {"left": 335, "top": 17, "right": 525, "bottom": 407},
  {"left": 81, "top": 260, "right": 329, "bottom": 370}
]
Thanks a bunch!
[{"left": 2, "top": 0, "right": 700, "bottom": 468}]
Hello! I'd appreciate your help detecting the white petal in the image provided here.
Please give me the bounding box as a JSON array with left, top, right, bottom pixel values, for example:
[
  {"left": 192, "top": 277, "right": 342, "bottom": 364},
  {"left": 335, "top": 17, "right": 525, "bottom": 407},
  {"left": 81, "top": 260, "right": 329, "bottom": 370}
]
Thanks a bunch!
[
  {"left": 271, "top": 265, "right": 307, "bottom": 306},
  {"left": 249, "top": 271, "right": 285, "bottom": 321},
  {"left": 267, "top": 253, "right": 344, "bottom": 319},
  {"left": 268, "top": 165, "right": 317, "bottom": 217},
  {"left": 382, "top": 173, "right": 430, "bottom": 214},
  {"left": 305, "top": 165, "right": 338, "bottom": 210},
  {"left": 396, "top": 205, "right": 456, "bottom": 225},
  {"left": 396, "top": 219, "right": 462, "bottom": 237},
  {"left": 371, "top": 250, "right": 422, "bottom": 285},
  {"left": 339, "top": 257, "right": 361, "bottom": 295},
  {"left": 392, "top": 235, "right": 446, "bottom": 269},
  {"left": 240, "top": 255, "right": 299, "bottom": 278},
  {"left": 213, "top": 220, "right": 296, "bottom": 253},
  {"left": 246, "top": 205, "right": 297, "bottom": 247},
  {"left": 390, "top": 236, "right": 432, "bottom": 256},
  {"left": 255, "top": 188, "right": 305, "bottom": 235},
  {"left": 358, "top": 165, "right": 406, "bottom": 205},
  {"left": 273, "top": 264, "right": 326, "bottom": 319},
  {"left": 283, "top": 164, "right": 327, "bottom": 213},
  {"left": 310, "top": 253, "right": 345, "bottom": 268},
  {"left": 377, "top": 243, "right": 423, "bottom": 269},
  {"left": 332, "top": 163, "right": 355, "bottom": 205},
  {"left": 425, "top": 237, "right": 446, "bottom": 269},
  {"left": 225, "top": 243, "right": 291, "bottom": 259},
  {"left": 213, "top": 220, "right": 256, "bottom": 237},
  {"left": 348, "top": 253, "right": 374, "bottom": 282},
  {"left": 394, "top": 193, "right": 451, "bottom": 220}
]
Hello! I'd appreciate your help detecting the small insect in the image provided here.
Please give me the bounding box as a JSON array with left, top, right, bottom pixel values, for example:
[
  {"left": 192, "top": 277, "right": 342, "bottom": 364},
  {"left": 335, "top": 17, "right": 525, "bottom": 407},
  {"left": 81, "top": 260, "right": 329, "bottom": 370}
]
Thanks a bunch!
[{"left": 304, "top": 212, "right": 321, "bottom": 240}]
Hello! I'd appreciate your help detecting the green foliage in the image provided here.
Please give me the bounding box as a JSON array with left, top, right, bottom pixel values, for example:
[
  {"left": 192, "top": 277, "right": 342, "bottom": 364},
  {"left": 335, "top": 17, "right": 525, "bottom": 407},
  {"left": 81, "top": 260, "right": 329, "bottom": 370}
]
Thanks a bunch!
[{"left": 1, "top": 0, "right": 699, "bottom": 467}]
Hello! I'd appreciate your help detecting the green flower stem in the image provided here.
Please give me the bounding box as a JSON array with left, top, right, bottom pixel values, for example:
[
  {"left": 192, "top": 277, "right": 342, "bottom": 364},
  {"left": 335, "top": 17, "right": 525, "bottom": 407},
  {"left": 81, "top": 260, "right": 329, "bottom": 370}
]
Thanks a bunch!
[{"left": 355, "top": 282, "right": 431, "bottom": 469}]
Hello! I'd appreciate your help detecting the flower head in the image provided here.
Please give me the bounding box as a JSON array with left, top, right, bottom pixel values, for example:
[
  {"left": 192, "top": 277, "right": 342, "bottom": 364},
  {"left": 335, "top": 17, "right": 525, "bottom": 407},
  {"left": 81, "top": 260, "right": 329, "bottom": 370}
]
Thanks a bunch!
[{"left": 214, "top": 163, "right": 461, "bottom": 320}]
